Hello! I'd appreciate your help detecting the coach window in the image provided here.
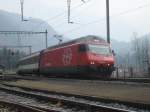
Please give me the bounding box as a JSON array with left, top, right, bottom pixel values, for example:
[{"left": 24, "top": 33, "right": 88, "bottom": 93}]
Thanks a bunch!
[{"left": 22, "top": 59, "right": 26, "bottom": 65}]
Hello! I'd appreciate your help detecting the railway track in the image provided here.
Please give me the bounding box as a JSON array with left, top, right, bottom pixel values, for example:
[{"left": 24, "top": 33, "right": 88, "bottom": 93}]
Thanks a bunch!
[
  {"left": 1, "top": 74, "right": 150, "bottom": 84},
  {"left": 0, "top": 100, "right": 50, "bottom": 112},
  {"left": 17, "top": 75, "right": 150, "bottom": 83},
  {"left": 0, "top": 83, "right": 149, "bottom": 112}
]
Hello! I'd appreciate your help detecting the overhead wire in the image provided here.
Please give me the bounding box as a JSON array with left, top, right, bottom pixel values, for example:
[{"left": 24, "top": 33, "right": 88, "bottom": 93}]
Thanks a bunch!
[
  {"left": 30, "top": 0, "right": 92, "bottom": 31},
  {"left": 51, "top": 0, "right": 96, "bottom": 30},
  {"left": 61, "top": 2, "right": 150, "bottom": 35}
]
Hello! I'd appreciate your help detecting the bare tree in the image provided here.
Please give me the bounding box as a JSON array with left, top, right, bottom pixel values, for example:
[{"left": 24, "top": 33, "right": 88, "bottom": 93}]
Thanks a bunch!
[
  {"left": 132, "top": 33, "right": 141, "bottom": 69},
  {"left": 132, "top": 33, "right": 150, "bottom": 77}
]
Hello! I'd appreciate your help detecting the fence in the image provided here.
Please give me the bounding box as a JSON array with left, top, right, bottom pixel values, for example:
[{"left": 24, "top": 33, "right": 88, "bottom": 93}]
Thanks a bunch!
[{"left": 112, "top": 66, "right": 150, "bottom": 79}]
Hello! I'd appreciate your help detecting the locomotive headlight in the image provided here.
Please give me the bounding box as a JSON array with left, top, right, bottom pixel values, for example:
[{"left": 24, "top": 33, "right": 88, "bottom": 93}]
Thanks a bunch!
[
  {"left": 90, "top": 62, "right": 95, "bottom": 64},
  {"left": 108, "top": 64, "right": 110, "bottom": 66}
]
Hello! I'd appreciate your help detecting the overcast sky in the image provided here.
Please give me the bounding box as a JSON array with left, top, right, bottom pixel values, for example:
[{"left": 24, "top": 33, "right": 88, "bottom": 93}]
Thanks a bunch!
[{"left": 0, "top": 0, "right": 150, "bottom": 41}]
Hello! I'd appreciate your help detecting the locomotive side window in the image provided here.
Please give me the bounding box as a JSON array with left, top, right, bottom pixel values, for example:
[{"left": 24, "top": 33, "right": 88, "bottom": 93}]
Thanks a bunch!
[{"left": 78, "top": 44, "right": 88, "bottom": 52}]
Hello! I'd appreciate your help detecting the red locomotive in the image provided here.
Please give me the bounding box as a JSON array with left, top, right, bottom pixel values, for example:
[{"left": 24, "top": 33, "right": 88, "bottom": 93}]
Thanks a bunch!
[{"left": 17, "top": 35, "right": 115, "bottom": 78}]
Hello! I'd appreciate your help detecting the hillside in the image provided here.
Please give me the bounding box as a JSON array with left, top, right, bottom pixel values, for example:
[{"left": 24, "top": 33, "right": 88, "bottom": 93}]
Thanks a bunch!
[{"left": 0, "top": 10, "right": 61, "bottom": 52}]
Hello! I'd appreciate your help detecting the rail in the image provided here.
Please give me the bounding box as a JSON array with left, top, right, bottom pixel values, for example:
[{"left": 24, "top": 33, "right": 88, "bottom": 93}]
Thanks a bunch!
[{"left": 0, "top": 83, "right": 149, "bottom": 112}]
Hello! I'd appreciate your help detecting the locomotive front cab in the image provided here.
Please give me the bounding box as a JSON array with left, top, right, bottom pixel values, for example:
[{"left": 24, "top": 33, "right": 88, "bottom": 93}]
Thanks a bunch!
[
  {"left": 78, "top": 43, "right": 115, "bottom": 76},
  {"left": 78, "top": 44, "right": 114, "bottom": 64}
]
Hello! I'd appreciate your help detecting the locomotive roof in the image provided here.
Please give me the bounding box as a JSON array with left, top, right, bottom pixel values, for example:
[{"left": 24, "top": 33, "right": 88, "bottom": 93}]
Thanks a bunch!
[
  {"left": 19, "top": 35, "right": 106, "bottom": 61},
  {"left": 47, "top": 35, "right": 106, "bottom": 50}
]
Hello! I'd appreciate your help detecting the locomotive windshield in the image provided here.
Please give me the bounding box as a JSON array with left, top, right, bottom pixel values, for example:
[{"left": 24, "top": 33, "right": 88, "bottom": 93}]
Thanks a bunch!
[{"left": 88, "top": 44, "right": 112, "bottom": 55}]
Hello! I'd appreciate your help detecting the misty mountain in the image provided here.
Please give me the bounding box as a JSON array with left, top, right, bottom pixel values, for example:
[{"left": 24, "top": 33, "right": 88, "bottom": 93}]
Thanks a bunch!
[{"left": 0, "top": 10, "right": 63, "bottom": 53}]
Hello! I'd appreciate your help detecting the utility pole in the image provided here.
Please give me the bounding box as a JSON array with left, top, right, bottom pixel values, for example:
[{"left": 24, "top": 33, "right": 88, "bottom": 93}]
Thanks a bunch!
[
  {"left": 67, "top": 0, "right": 85, "bottom": 24},
  {"left": 67, "top": 0, "right": 73, "bottom": 24},
  {"left": 29, "top": 46, "right": 32, "bottom": 55},
  {"left": 45, "top": 30, "right": 48, "bottom": 48},
  {"left": 106, "top": 0, "right": 110, "bottom": 43},
  {"left": 20, "top": 0, "right": 24, "bottom": 21},
  {"left": 20, "top": 0, "right": 28, "bottom": 21}
]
